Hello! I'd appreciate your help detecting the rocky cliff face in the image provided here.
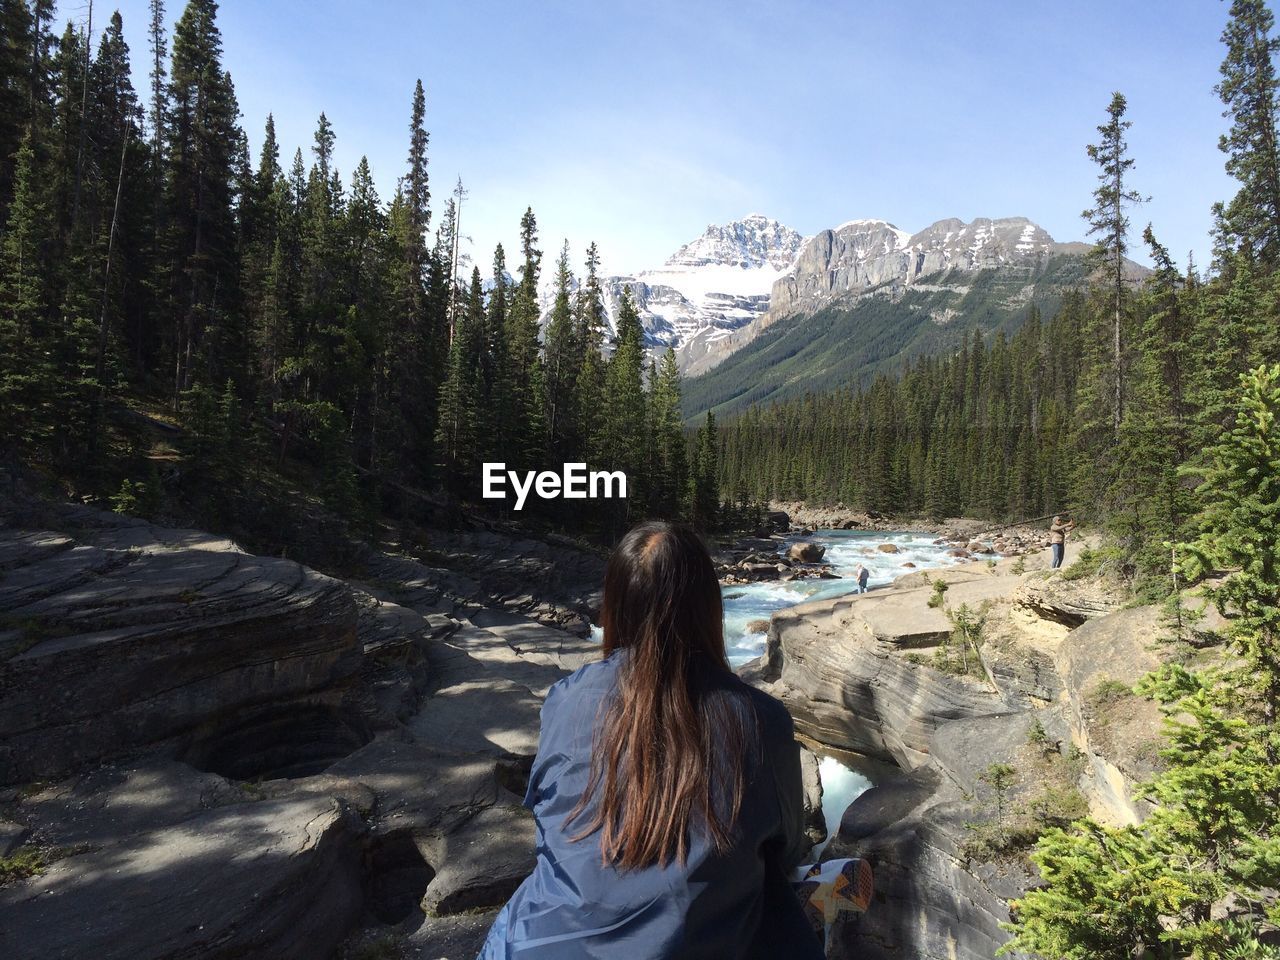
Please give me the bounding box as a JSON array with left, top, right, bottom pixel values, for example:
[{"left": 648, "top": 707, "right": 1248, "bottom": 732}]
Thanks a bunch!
[
  {"left": 681, "top": 217, "right": 1061, "bottom": 377},
  {"left": 769, "top": 217, "right": 1055, "bottom": 321},
  {"left": 751, "top": 548, "right": 1166, "bottom": 960}
]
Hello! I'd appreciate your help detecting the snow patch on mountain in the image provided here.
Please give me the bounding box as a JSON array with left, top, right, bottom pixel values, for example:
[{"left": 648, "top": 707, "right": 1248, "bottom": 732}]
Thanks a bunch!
[{"left": 540, "top": 213, "right": 806, "bottom": 354}]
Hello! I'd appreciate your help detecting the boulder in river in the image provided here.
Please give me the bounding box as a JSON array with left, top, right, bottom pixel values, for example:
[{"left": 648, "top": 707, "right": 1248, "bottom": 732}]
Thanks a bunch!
[
  {"left": 876, "top": 543, "right": 900, "bottom": 554},
  {"left": 787, "top": 541, "right": 826, "bottom": 563},
  {"left": 746, "top": 619, "right": 772, "bottom": 634},
  {"left": 736, "top": 562, "right": 782, "bottom": 581}
]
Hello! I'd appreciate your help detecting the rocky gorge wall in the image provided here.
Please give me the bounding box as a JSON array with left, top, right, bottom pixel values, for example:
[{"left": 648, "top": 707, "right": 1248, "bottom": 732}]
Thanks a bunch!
[{"left": 750, "top": 542, "right": 1171, "bottom": 960}]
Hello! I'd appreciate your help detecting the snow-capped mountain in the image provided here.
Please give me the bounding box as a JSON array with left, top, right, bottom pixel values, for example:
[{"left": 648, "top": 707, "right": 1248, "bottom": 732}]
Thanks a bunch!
[
  {"left": 541, "top": 214, "right": 807, "bottom": 360},
  {"left": 684, "top": 216, "right": 1063, "bottom": 375},
  {"left": 768, "top": 216, "right": 1056, "bottom": 319},
  {"left": 541, "top": 214, "right": 1088, "bottom": 374}
]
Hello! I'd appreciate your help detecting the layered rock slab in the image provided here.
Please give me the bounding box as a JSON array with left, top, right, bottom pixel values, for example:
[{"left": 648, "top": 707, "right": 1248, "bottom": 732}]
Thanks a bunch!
[
  {"left": 0, "top": 794, "right": 366, "bottom": 960},
  {"left": 0, "top": 523, "right": 359, "bottom": 786}
]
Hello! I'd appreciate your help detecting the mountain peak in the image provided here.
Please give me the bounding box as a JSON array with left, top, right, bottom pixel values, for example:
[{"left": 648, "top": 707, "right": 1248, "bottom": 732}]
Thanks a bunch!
[{"left": 664, "top": 215, "right": 805, "bottom": 271}]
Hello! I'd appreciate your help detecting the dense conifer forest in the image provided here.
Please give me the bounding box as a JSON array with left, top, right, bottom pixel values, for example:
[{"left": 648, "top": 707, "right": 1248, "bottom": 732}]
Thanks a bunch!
[{"left": 0, "top": 0, "right": 717, "bottom": 546}]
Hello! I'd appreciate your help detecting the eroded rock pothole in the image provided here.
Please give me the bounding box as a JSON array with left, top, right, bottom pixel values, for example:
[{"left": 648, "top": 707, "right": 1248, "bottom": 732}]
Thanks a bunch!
[
  {"left": 363, "top": 830, "right": 436, "bottom": 926},
  {"left": 183, "top": 704, "right": 372, "bottom": 781}
]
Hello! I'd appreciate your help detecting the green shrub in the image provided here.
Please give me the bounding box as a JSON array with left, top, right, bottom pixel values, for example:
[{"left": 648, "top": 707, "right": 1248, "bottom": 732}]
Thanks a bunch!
[
  {"left": 927, "top": 579, "right": 949, "bottom": 608},
  {"left": 1060, "top": 545, "right": 1124, "bottom": 582},
  {"left": 0, "top": 848, "right": 45, "bottom": 885},
  {"left": 1026, "top": 718, "right": 1048, "bottom": 746}
]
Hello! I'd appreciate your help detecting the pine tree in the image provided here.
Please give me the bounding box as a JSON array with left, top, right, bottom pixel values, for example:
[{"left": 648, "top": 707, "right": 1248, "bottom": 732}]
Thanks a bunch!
[
  {"left": 575, "top": 241, "right": 607, "bottom": 463},
  {"left": 435, "top": 268, "right": 485, "bottom": 491},
  {"left": 0, "top": 128, "right": 53, "bottom": 448},
  {"left": 1108, "top": 226, "right": 1198, "bottom": 595},
  {"left": 544, "top": 241, "right": 579, "bottom": 460},
  {"left": 690, "top": 410, "right": 719, "bottom": 530},
  {"left": 384, "top": 80, "right": 440, "bottom": 485},
  {"left": 165, "top": 0, "right": 245, "bottom": 398},
  {"left": 602, "top": 287, "right": 647, "bottom": 515},
  {"left": 1083, "top": 91, "right": 1145, "bottom": 436},
  {"left": 649, "top": 347, "right": 687, "bottom": 518},
  {"left": 0, "top": 0, "right": 33, "bottom": 211},
  {"left": 343, "top": 155, "right": 388, "bottom": 477},
  {"left": 1215, "top": 0, "right": 1280, "bottom": 267},
  {"left": 507, "top": 207, "right": 545, "bottom": 469}
]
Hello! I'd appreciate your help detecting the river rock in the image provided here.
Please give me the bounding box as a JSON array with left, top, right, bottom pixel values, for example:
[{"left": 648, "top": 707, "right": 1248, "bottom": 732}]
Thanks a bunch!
[
  {"left": 760, "top": 574, "right": 1022, "bottom": 768},
  {"left": 738, "top": 562, "right": 781, "bottom": 581},
  {"left": 419, "top": 805, "right": 536, "bottom": 915},
  {"left": 798, "top": 743, "right": 826, "bottom": 852},
  {"left": 764, "top": 510, "right": 791, "bottom": 530},
  {"left": 1056, "top": 606, "right": 1166, "bottom": 823},
  {"left": 0, "top": 818, "right": 27, "bottom": 856},
  {"left": 787, "top": 541, "right": 826, "bottom": 563},
  {"left": 828, "top": 765, "right": 1028, "bottom": 960},
  {"left": 876, "top": 543, "right": 900, "bottom": 554},
  {"left": 746, "top": 619, "right": 772, "bottom": 634}
]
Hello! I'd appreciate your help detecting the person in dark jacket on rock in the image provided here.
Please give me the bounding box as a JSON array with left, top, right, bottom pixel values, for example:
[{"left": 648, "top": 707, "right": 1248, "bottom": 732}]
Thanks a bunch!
[{"left": 478, "top": 521, "right": 824, "bottom": 960}]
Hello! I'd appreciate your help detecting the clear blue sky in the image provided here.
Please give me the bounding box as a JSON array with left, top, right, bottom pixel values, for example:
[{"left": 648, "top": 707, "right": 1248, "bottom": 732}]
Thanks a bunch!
[{"left": 80, "top": 0, "right": 1235, "bottom": 275}]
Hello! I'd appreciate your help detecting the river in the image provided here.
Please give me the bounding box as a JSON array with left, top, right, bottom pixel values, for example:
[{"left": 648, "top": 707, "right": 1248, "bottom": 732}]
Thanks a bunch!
[
  {"left": 723, "top": 529, "right": 964, "bottom": 666},
  {"left": 723, "top": 528, "right": 966, "bottom": 859}
]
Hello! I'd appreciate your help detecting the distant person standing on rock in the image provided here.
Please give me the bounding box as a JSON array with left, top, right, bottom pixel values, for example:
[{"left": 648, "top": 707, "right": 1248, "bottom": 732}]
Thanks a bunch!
[
  {"left": 856, "top": 565, "right": 870, "bottom": 593},
  {"left": 1048, "top": 515, "right": 1075, "bottom": 569}
]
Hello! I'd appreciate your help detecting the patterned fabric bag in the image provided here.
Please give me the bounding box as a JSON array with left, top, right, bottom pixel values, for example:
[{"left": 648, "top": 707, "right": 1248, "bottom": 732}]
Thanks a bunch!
[{"left": 790, "top": 858, "right": 874, "bottom": 943}]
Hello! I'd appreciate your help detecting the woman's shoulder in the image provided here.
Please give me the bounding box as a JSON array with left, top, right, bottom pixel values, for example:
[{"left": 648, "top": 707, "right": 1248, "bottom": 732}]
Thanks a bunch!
[
  {"left": 717, "top": 671, "right": 796, "bottom": 741},
  {"left": 544, "top": 652, "right": 620, "bottom": 711}
]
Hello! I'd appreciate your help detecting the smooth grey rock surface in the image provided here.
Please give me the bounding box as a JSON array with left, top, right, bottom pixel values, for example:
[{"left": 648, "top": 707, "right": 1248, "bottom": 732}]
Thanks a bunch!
[{"left": 0, "top": 795, "right": 367, "bottom": 960}]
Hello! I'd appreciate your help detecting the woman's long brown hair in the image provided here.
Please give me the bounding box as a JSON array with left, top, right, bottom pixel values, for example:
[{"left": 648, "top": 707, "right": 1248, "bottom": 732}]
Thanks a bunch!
[{"left": 568, "top": 521, "right": 756, "bottom": 870}]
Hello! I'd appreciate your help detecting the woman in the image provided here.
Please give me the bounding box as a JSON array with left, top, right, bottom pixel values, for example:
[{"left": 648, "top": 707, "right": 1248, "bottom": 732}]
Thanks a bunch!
[{"left": 479, "top": 521, "right": 824, "bottom": 959}]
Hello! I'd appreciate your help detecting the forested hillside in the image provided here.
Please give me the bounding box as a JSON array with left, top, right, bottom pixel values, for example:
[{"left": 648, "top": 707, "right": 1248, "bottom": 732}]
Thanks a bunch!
[{"left": 683, "top": 253, "right": 1091, "bottom": 418}]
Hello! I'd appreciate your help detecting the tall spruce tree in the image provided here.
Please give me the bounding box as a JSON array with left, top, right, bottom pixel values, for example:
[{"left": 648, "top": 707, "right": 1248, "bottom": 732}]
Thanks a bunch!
[
  {"left": 0, "top": 129, "right": 52, "bottom": 448},
  {"left": 435, "top": 268, "right": 485, "bottom": 492},
  {"left": 1215, "top": 0, "right": 1280, "bottom": 267},
  {"left": 165, "top": 0, "right": 245, "bottom": 399},
  {"left": 601, "top": 287, "right": 647, "bottom": 515},
  {"left": 1083, "top": 91, "right": 1144, "bottom": 436},
  {"left": 507, "top": 208, "right": 545, "bottom": 469},
  {"left": 574, "top": 241, "right": 607, "bottom": 463},
  {"left": 0, "top": 0, "right": 33, "bottom": 211},
  {"left": 649, "top": 347, "right": 687, "bottom": 518},
  {"left": 544, "top": 241, "right": 579, "bottom": 459}
]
